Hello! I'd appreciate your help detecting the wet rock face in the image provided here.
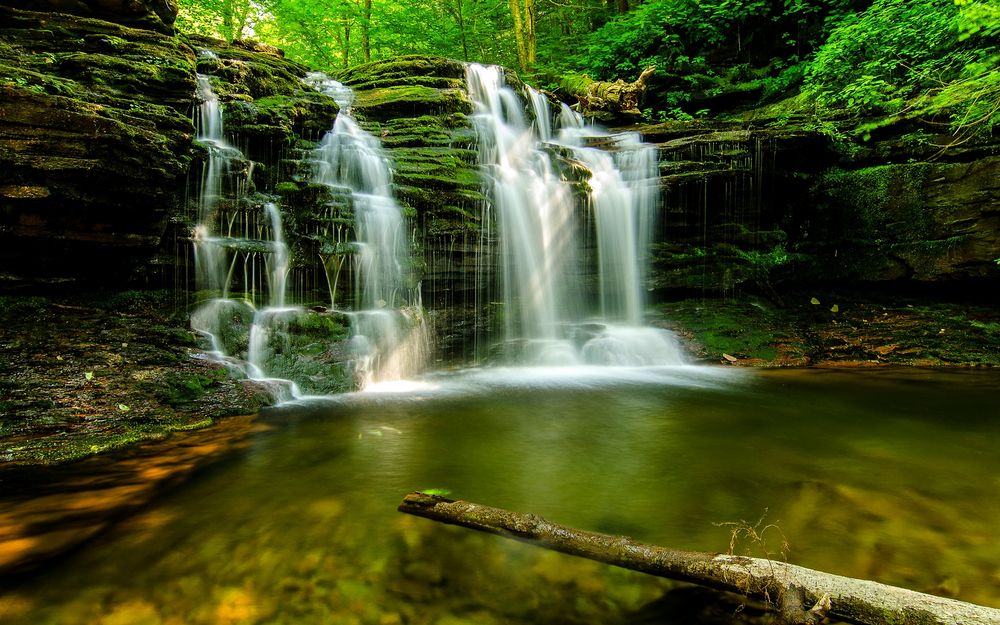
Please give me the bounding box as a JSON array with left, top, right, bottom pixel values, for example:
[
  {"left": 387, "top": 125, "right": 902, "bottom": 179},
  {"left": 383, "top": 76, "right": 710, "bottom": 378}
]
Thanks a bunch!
[
  {"left": 642, "top": 123, "right": 835, "bottom": 295},
  {"left": 642, "top": 119, "right": 1000, "bottom": 293},
  {"left": 809, "top": 157, "right": 1000, "bottom": 282},
  {"left": 0, "top": 10, "right": 340, "bottom": 288},
  {"left": 0, "top": 6, "right": 196, "bottom": 286},
  {"left": 0, "top": 0, "right": 179, "bottom": 33}
]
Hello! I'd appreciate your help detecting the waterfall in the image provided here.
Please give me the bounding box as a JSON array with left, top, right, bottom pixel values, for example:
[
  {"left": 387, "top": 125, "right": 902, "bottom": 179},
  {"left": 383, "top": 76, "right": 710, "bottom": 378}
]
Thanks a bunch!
[
  {"left": 264, "top": 202, "right": 288, "bottom": 308},
  {"left": 307, "top": 72, "right": 428, "bottom": 388},
  {"left": 467, "top": 67, "right": 579, "bottom": 349},
  {"left": 188, "top": 73, "right": 302, "bottom": 401},
  {"left": 467, "top": 64, "right": 683, "bottom": 366},
  {"left": 185, "top": 63, "right": 681, "bottom": 399}
]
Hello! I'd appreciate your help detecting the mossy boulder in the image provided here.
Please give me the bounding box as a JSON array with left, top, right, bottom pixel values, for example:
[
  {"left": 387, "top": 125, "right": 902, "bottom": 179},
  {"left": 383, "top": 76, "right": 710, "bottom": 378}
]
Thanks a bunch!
[
  {"left": 335, "top": 55, "right": 468, "bottom": 91},
  {"left": 333, "top": 55, "right": 473, "bottom": 131}
]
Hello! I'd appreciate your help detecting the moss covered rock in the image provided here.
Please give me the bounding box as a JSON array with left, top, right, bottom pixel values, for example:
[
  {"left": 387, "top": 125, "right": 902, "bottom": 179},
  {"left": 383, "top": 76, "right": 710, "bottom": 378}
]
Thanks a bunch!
[
  {"left": 188, "top": 35, "right": 339, "bottom": 160},
  {"left": 0, "top": 6, "right": 196, "bottom": 286},
  {"left": 808, "top": 159, "right": 1000, "bottom": 282},
  {"left": 328, "top": 56, "right": 486, "bottom": 307},
  {"left": 1, "top": 0, "right": 179, "bottom": 34}
]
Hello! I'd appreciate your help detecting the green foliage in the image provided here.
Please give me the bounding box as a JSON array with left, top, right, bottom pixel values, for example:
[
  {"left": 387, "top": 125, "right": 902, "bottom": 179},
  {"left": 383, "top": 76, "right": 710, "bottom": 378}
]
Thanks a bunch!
[
  {"left": 804, "top": 0, "right": 999, "bottom": 132},
  {"left": 736, "top": 244, "right": 790, "bottom": 271},
  {"left": 176, "top": 0, "right": 268, "bottom": 41},
  {"left": 179, "top": 0, "right": 524, "bottom": 71},
  {"left": 174, "top": 0, "right": 997, "bottom": 142},
  {"left": 571, "top": 0, "right": 850, "bottom": 80},
  {"left": 152, "top": 369, "right": 227, "bottom": 406},
  {"left": 956, "top": 0, "right": 1000, "bottom": 40}
]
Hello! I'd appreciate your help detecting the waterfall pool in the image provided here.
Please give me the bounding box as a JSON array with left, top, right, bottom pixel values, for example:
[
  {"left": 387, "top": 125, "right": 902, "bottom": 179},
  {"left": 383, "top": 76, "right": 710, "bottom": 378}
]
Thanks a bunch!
[{"left": 3, "top": 367, "right": 999, "bottom": 623}]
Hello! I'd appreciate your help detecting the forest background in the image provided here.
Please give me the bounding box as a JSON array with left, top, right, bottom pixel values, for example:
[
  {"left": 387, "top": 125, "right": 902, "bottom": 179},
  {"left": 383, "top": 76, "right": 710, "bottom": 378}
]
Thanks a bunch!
[{"left": 176, "top": 0, "right": 999, "bottom": 137}]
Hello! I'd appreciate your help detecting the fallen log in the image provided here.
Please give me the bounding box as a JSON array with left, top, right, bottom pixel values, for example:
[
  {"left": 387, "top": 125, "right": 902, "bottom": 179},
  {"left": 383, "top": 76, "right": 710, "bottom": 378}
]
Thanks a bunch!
[
  {"left": 398, "top": 492, "right": 1000, "bottom": 625},
  {"left": 560, "top": 66, "right": 655, "bottom": 119}
]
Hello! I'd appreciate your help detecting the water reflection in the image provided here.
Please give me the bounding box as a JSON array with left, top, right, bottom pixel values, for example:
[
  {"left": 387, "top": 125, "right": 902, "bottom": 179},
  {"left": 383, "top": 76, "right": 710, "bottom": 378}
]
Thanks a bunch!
[{"left": 3, "top": 368, "right": 999, "bottom": 623}]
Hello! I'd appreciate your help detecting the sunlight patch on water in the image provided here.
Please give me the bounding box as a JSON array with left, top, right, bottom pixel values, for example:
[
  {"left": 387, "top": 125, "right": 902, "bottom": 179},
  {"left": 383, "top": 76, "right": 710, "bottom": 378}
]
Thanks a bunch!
[
  {"left": 289, "top": 363, "right": 747, "bottom": 409},
  {"left": 362, "top": 380, "right": 442, "bottom": 394}
]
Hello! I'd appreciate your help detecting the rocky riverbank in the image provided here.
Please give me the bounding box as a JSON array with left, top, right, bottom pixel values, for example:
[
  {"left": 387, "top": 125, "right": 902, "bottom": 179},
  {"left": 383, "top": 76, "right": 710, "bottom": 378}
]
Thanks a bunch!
[
  {"left": 0, "top": 291, "right": 269, "bottom": 467},
  {"left": 659, "top": 287, "right": 1000, "bottom": 367}
]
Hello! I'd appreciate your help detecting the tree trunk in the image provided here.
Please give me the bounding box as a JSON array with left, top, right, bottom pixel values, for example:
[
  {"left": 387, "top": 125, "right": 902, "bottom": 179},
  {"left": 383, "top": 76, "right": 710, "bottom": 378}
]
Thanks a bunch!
[
  {"left": 361, "top": 0, "right": 372, "bottom": 63},
  {"left": 341, "top": 21, "right": 351, "bottom": 68},
  {"left": 508, "top": 0, "right": 528, "bottom": 71},
  {"left": 398, "top": 492, "right": 1000, "bottom": 625},
  {"left": 524, "top": 0, "right": 536, "bottom": 66},
  {"left": 221, "top": 0, "right": 235, "bottom": 40},
  {"left": 233, "top": 0, "right": 253, "bottom": 40},
  {"left": 446, "top": 0, "right": 470, "bottom": 61}
]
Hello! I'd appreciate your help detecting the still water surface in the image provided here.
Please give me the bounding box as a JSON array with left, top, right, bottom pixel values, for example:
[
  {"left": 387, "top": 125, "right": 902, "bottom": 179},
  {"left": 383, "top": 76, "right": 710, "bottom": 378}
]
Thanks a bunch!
[{"left": 4, "top": 367, "right": 1000, "bottom": 623}]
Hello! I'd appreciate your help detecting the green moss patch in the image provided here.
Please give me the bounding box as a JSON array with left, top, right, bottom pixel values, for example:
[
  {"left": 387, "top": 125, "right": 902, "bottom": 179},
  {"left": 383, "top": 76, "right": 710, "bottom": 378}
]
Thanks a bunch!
[
  {"left": 0, "top": 292, "right": 270, "bottom": 466},
  {"left": 352, "top": 84, "right": 472, "bottom": 121}
]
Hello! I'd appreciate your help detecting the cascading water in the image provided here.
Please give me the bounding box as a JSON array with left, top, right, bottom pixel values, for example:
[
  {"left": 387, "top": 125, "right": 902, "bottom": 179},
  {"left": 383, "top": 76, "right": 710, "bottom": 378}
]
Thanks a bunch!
[
  {"left": 467, "top": 64, "right": 683, "bottom": 366},
  {"left": 187, "top": 62, "right": 681, "bottom": 400},
  {"left": 189, "top": 73, "right": 301, "bottom": 400},
  {"left": 307, "top": 72, "right": 428, "bottom": 388}
]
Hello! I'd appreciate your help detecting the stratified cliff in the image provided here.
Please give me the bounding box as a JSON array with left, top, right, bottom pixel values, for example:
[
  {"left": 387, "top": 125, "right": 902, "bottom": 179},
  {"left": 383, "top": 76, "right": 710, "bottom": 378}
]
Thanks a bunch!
[{"left": 0, "top": 5, "right": 195, "bottom": 285}]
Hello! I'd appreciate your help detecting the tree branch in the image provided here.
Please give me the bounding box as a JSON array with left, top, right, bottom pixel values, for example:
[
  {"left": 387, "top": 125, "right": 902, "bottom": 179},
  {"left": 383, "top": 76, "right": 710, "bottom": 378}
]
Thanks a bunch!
[{"left": 398, "top": 492, "right": 1000, "bottom": 625}]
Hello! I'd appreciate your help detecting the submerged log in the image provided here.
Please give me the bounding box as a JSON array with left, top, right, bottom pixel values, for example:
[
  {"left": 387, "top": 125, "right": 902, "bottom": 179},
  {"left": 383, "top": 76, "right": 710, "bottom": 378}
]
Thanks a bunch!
[{"left": 398, "top": 492, "right": 1000, "bottom": 625}]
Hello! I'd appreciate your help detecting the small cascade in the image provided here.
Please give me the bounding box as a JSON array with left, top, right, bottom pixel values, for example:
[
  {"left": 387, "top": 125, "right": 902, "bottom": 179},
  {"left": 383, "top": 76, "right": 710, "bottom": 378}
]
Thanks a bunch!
[
  {"left": 264, "top": 202, "right": 288, "bottom": 308},
  {"left": 467, "top": 64, "right": 683, "bottom": 366},
  {"left": 193, "top": 74, "right": 238, "bottom": 295},
  {"left": 562, "top": 131, "right": 657, "bottom": 325},
  {"left": 188, "top": 73, "right": 308, "bottom": 400},
  {"left": 307, "top": 72, "right": 428, "bottom": 388}
]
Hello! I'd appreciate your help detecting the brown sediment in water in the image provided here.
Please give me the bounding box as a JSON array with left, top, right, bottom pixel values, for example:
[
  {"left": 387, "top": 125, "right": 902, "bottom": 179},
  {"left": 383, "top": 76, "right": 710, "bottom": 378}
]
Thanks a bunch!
[{"left": 0, "top": 414, "right": 266, "bottom": 577}]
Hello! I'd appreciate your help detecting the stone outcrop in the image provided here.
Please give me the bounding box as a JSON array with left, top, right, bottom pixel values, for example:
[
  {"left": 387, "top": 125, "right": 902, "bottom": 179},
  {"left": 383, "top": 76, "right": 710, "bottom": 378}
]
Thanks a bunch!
[
  {"left": 638, "top": 118, "right": 1000, "bottom": 294},
  {"left": 0, "top": 0, "right": 178, "bottom": 33},
  {"left": 0, "top": 6, "right": 195, "bottom": 286},
  {"left": 0, "top": 8, "right": 343, "bottom": 288},
  {"left": 808, "top": 157, "right": 1000, "bottom": 283}
]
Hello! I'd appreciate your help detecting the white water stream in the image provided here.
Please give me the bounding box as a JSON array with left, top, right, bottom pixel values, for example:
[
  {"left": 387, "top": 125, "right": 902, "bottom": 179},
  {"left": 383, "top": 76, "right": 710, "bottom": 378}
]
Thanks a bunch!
[
  {"left": 308, "top": 72, "right": 428, "bottom": 389},
  {"left": 467, "top": 64, "right": 683, "bottom": 366},
  {"left": 189, "top": 65, "right": 682, "bottom": 400}
]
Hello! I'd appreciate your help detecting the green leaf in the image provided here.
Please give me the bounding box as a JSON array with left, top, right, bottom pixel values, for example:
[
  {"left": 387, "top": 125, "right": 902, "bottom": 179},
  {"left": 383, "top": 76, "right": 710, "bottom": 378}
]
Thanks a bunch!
[{"left": 420, "top": 488, "right": 452, "bottom": 496}]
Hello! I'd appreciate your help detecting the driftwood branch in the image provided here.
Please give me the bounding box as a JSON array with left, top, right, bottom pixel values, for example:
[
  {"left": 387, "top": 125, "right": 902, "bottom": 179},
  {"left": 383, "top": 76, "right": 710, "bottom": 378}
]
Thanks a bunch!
[
  {"left": 560, "top": 66, "right": 655, "bottom": 118},
  {"left": 398, "top": 492, "right": 1000, "bottom": 625}
]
